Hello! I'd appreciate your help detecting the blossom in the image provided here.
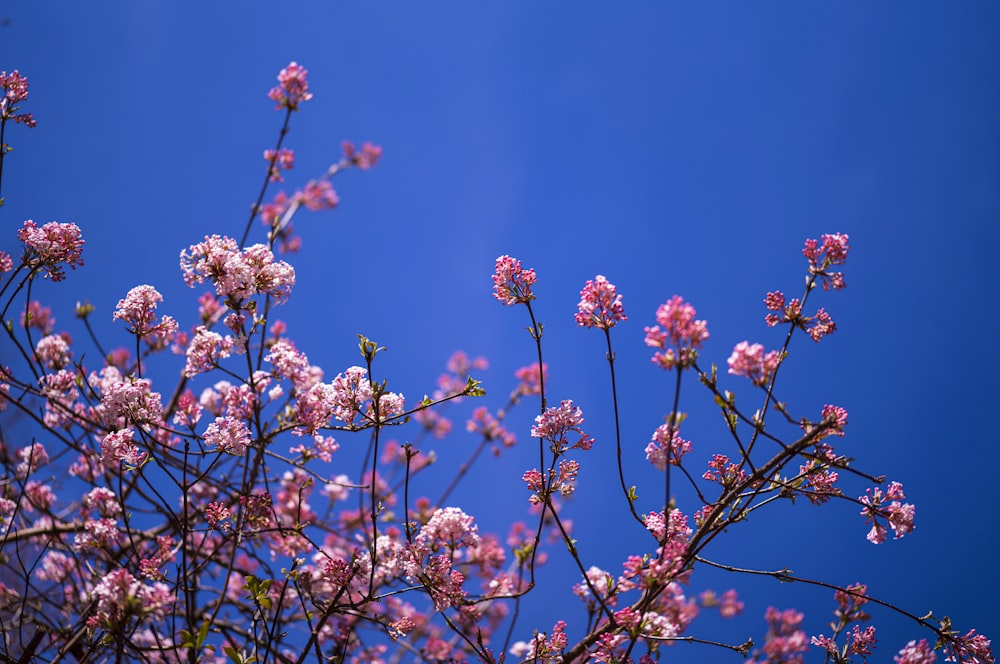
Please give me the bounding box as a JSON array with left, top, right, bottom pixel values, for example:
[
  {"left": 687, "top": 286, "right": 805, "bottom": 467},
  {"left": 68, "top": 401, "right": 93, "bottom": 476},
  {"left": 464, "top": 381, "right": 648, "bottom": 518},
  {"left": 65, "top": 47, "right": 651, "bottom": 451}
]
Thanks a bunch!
[
  {"left": 35, "top": 333, "right": 72, "bottom": 370},
  {"left": 727, "top": 341, "right": 782, "bottom": 387},
  {"left": 87, "top": 568, "right": 173, "bottom": 630},
  {"left": 859, "top": 481, "right": 915, "bottom": 544},
  {"left": 945, "top": 630, "right": 993, "bottom": 663},
  {"left": 204, "top": 415, "right": 252, "bottom": 456},
  {"left": 531, "top": 400, "right": 593, "bottom": 453},
  {"left": 644, "top": 295, "right": 708, "bottom": 370},
  {"left": 100, "top": 428, "right": 146, "bottom": 466},
  {"left": 575, "top": 275, "right": 627, "bottom": 329},
  {"left": 466, "top": 406, "right": 516, "bottom": 449},
  {"left": 342, "top": 140, "right": 383, "bottom": 170},
  {"left": 17, "top": 220, "right": 85, "bottom": 281},
  {"left": 113, "top": 284, "right": 178, "bottom": 345},
  {"left": 803, "top": 233, "right": 850, "bottom": 290},
  {"left": 298, "top": 179, "right": 339, "bottom": 211},
  {"left": 895, "top": 639, "right": 937, "bottom": 664},
  {"left": 180, "top": 236, "right": 295, "bottom": 304},
  {"left": 748, "top": 607, "right": 808, "bottom": 664},
  {"left": 267, "top": 61, "right": 313, "bottom": 110},
  {"left": 645, "top": 423, "right": 692, "bottom": 469},
  {"left": 1, "top": 70, "right": 36, "bottom": 126},
  {"left": 264, "top": 147, "right": 295, "bottom": 181},
  {"left": 492, "top": 255, "right": 537, "bottom": 305},
  {"left": 184, "top": 326, "right": 236, "bottom": 377},
  {"left": 514, "top": 362, "right": 547, "bottom": 397},
  {"left": 416, "top": 506, "right": 481, "bottom": 551}
]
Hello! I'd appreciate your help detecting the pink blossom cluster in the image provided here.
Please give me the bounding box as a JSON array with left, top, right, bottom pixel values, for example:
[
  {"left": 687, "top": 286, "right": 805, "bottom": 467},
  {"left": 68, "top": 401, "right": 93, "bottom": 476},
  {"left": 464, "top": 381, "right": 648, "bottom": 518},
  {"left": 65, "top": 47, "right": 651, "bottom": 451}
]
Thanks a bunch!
[
  {"left": 645, "top": 422, "right": 692, "bottom": 470},
  {"left": 749, "top": 607, "right": 809, "bottom": 664},
  {"left": 264, "top": 147, "right": 295, "bottom": 182},
  {"left": 86, "top": 568, "right": 173, "bottom": 631},
  {"left": 531, "top": 399, "right": 593, "bottom": 453},
  {"left": 16, "top": 220, "right": 85, "bottom": 281},
  {"left": 180, "top": 235, "right": 296, "bottom": 304},
  {"left": 492, "top": 255, "right": 537, "bottom": 305},
  {"left": 342, "top": 140, "right": 383, "bottom": 170},
  {"left": 643, "top": 295, "right": 709, "bottom": 370},
  {"left": 1, "top": 70, "right": 36, "bottom": 126},
  {"left": 764, "top": 291, "right": 837, "bottom": 341},
  {"left": 267, "top": 61, "right": 313, "bottom": 110},
  {"left": 203, "top": 415, "right": 252, "bottom": 456},
  {"left": 859, "top": 481, "right": 916, "bottom": 544},
  {"left": 575, "top": 275, "right": 627, "bottom": 330},
  {"left": 467, "top": 406, "right": 517, "bottom": 449},
  {"left": 113, "top": 284, "right": 179, "bottom": 347},
  {"left": 514, "top": 361, "right": 547, "bottom": 397},
  {"left": 803, "top": 232, "right": 850, "bottom": 290},
  {"left": 727, "top": 340, "right": 782, "bottom": 387}
]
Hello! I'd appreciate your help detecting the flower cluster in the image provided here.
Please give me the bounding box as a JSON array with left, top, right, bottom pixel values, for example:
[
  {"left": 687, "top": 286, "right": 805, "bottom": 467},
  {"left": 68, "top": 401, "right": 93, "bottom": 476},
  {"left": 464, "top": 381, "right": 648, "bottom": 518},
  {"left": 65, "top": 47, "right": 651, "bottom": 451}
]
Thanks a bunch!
[
  {"left": 575, "top": 275, "right": 627, "bottom": 330},
  {"left": 764, "top": 291, "right": 837, "bottom": 341},
  {"left": 180, "top": 235, "right": 295, "bottom": 304},
  {"left": 264, "top": 147, "right": 295, "bottom": 182},
  {"left": 492, "top": 255, "right": 537, "bottom": 305},
  {"left": 1, "top": 70, "right": 36, "bottom": 127},
  {"left": 267, "top": 61, "right": 313, "bottom": 110},
  {"left": 342, "top": 140, "right": 383, "bottom": 170},
  {"left": 204, "top": 415, "right": 252, "bottom": 456},
  {"left": 113, "top": 284, "right": 179, "bottom": 347},
  {"left": 17, "top": 220, "right": 85, "bottom": 281},
  {"left": 531, "top": 399, "right": 593, "bottom": 453},
  {"left": 859, "top": 481, "right": 915, "bottom": 544},
  {"left": 803, "top": 232, "right": 850, "bottom": 290},
  {"left": 643, "top": 295, "right": 708, "bottom": 370},
  {"left": 645, "top": 423, "right": 692, "bottom": 470},
  {"left": 727, "top": 341, "right": 782, "bottom": 387}
]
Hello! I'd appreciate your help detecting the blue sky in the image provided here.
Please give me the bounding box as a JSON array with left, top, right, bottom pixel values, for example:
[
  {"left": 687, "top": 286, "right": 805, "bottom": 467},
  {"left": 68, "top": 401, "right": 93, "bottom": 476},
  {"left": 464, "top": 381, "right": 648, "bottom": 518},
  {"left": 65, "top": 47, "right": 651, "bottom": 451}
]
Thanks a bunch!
[{"left": 3, "top": 2, "right": 998, "bottom": 660}]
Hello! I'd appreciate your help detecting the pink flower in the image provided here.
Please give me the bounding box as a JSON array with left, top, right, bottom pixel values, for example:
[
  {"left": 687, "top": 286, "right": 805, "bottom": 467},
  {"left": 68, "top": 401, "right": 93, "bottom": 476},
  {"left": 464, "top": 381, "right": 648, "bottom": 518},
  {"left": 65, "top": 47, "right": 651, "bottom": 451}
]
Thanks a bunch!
[
  {"left": 749, "top": 607, "right": 808, "bottom": 664},
  {"left": 727, "top": 341, "right": 782, "bottom": 387},
  {"left": 184, "top": 326, "right": 237, "bottom": 377},
  {"left": 297, "top": 179, "right": 339, "bottom": 211},
  {"left": 945, "top": 630, "right": 993, "bottom": 663},
  {"left": 575, "top": 275, "right": 627, "bottom": 329},
  {"left": 645, "top": 423, "right": 692, "bottom": 470},
  {"left": 416, "top": 506, "right": 480, "bottom": 551},
  {"left": 860, "top": 482, "right": 915, "bottom": 544},
  {"left": 180, "top": 236, "right": 295, "bottom": 303},
  {"left": 21, "top": 300, "right": 55, "bottom": 334},
  {"left": 100, "top": 428, "right": 146, "bottom": 466},
  {"left": 896, "top": 639, "right": 937, "bottom": 664},
  {"left": 467, "top": 406, "right": 517, "bottom": 449},
  {"left": 1, "top": 70, "right": 36, "bottom": 126},
  {"left": 17, "top": 220, "right": 85, "bottom": 281},
  {"left": 263, "top": 147, "right": 295, "bottom": 181},
  {"left": 204, "top": 415, "right": 252, "bottom": 456},
  {"left": 16, "top": 442, "right": 49, "bottom": 478},
  {"left": 87, "top": 568, "right": 173, "bottom": 630},
  {"left": 113, "top": 284, "right": 179, "bottom": 346},
  {"left": 531, "top": 400, "right": 593, "bottom": 453},
  {"left": 492, "top": 255, "right": 537, "bottom": 305},
  {"left": 267, "top": 61, "right": 313, "bottom": 110},
  {"left": 35, "top": 334, "right": 72, "bottom": 370},
  {"left": 342, "top": 140, "right": 383, "bottom": 170},
  {"left": 644, "top": 296, "right": 709, "bottom": 370},
  {"left": 331, "top": 366, "right": 373, "bottom": 424},
  {"left": 803, "top": 233, "right": 850, "bottom": 290},
  {"left": 514, "top": 362, "right": 547, "bottom": 397},
  {"left": 806, "top": 307, "right": 837, "bottom": 342}
]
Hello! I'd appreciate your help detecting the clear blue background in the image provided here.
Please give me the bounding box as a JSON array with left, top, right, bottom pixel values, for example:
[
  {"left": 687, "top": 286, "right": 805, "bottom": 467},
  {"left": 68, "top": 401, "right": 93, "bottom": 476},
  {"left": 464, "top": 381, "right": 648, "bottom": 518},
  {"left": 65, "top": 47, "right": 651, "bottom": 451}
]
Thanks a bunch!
[{"left": 2, "top": 3, "right": 998, "bottom": 660}]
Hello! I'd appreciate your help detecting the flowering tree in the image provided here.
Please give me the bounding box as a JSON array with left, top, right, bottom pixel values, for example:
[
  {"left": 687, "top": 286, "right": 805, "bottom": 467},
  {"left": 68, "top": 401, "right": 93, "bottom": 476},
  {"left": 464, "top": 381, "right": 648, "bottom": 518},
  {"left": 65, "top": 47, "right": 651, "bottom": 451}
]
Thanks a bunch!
[{"left": 0, "top": 64, "right": 993, "bottom": 663}]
